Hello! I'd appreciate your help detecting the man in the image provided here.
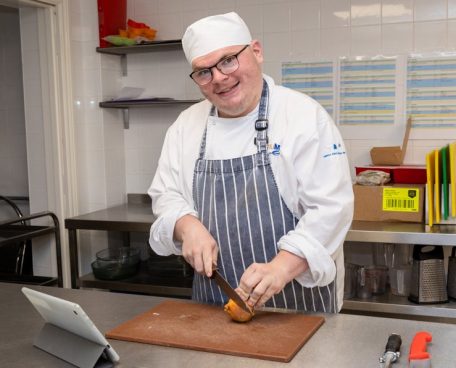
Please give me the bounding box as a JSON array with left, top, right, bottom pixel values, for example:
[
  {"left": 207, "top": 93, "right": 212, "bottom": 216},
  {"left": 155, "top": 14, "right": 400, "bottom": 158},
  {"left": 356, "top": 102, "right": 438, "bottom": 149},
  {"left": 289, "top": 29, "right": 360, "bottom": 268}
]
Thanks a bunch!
[{"left": 148, "top": 12, "right": 353, "bottom": 313}]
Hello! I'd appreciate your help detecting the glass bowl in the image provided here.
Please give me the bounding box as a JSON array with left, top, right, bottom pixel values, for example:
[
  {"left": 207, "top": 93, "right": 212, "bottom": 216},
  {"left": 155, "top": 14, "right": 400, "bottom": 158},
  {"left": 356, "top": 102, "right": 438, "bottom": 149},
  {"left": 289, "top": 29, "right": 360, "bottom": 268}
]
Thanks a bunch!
[{"left": 91, "top": 247, "right": 140, "bottom": 280}]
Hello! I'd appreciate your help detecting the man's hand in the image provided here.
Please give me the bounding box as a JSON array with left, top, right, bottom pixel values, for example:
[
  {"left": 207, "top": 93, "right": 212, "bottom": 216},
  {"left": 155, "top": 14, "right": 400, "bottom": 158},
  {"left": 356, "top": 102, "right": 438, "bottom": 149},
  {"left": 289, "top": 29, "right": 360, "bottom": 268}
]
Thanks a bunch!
[
  {"left": 174, "top": 215, "right": 218, "bottom": 277},
  {"left": 236, "top": 251, "right": 309, "bottom": 308}
]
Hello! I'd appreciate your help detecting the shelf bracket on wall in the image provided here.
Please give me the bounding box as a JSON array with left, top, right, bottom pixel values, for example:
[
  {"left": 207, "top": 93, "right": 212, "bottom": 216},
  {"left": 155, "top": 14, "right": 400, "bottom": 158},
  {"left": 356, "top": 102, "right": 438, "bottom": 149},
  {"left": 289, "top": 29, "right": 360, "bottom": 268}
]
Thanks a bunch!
[
  {"left": 122, "top": 109, "right": 129, "bottom": 129},
  {"left": 120, "top": 55, "right": 127, "bottom": 76}
]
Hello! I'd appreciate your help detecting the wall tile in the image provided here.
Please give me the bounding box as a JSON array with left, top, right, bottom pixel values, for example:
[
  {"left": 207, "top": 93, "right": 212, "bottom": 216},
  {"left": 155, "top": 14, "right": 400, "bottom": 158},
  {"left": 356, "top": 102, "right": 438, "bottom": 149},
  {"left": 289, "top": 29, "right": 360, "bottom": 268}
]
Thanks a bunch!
[
  {"left": 291, "top": 29, "right": 320, "bottom": 60},
  {"left": 382, "top": 0, "right": 413, "bottom": 24},
  {"left": 179, "top": 0, "right": 209, "bottom": 12},
  {"left": 414, "top": 0, "right": 447, "bottom": 22},
  {"left": 350, "top": 25, "right": 381, "bottom": 56},
  {"left": 382, "top": 22, "right": 413, "bottom": 54},
  {"left": 414, "top": 21, "right": 447, "bottom": 52},
  {"left": 155, "top": 12, "right": 183, "bottom": 40},
  {"left": 320, "top": 27, "right": 350, "bottom": 58},
  {"left": 350, "top": 0, "right": 380, "bottom": 26},
  {"left": 450, "top": 0, "right": 456, "bottom": 19},
  {"left": 290, "top": 0, "right": 320, "bottom": 31},
  {"left": 448, "top": 20, "right": 456, "bottom": 49},
  {"left": 237, "top": 4, "right": 264, "bottom": 34},
  {"left": 185, "top": 77, "right": 204, "bottom": 100},
  {"left": 209, "top": 0, "right": 236, "bottom": 10},
  {"left": 263, "top": 32, "right": 292, "bottom": 61},
  {"left": 321, "top": 0, "right": 350, "bottom": 28},
  {"left": 236, "top": 0, "right": 263, "bottom": 5},
  {"left": 125, "top": 148, "right": 142, "bottom": 174},
  {"left": 133, "top": 0, "right": 159, "bottom": 16},
  {"left": 158, "top": 0, "right": 182, "bottom": 14},
  {"left": 263, "top": 3, "right": 290, "bottom": 33},
  {"left": 182, "top": 9, "right": 210, "bottom": 29}
]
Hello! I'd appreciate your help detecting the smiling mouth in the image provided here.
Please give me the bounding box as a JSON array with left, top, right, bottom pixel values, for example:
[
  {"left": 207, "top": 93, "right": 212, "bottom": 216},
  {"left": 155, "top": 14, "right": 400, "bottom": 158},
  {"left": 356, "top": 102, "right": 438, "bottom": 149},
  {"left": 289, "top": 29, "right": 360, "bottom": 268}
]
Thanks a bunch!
[{"left": 216, "top": 81, "right": 240, "bottom": 95}]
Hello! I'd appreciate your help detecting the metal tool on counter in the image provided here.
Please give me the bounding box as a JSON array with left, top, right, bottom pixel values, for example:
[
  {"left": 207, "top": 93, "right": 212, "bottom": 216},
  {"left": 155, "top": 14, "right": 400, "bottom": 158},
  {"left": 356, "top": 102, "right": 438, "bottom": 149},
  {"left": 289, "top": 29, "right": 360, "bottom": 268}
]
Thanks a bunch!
[
  {"left": 409, "top": 331, "right": 432, "bottom": 368},
  {"left": 379, "top": 333, "right": 402, "bottom": 368},
  {"left": 210, "top": 266, "right": 251, "bottom": 313}
]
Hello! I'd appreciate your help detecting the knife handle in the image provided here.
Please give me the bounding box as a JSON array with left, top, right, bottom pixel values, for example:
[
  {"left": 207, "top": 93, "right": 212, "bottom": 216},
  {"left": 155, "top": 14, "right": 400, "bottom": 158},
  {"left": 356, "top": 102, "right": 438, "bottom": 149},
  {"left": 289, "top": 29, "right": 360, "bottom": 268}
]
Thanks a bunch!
[
  {"left": 385, "top": 333, "right": 402, "bottom": 354},
  {"left": 409, "top": 331, "right": 432, "bottom": 360}
]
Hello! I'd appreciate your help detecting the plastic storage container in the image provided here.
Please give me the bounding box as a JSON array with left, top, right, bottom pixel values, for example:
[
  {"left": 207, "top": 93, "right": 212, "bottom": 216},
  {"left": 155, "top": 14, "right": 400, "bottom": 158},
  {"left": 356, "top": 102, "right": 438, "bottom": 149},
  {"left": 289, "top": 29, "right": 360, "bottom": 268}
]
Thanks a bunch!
[{"left": 91, "top": 247, "right": 140, "bottom": 280}]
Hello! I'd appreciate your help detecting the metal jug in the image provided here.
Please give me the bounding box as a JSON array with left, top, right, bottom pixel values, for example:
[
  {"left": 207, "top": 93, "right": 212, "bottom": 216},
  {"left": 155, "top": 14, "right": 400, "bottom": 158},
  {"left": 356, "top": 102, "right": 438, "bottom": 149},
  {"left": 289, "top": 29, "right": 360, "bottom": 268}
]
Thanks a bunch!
[
  {"left": 447, "top": 247, "right": 456, "bottom": 299},
  {"left": 409, "top": 245, "right": 448, "bottom": 304}
]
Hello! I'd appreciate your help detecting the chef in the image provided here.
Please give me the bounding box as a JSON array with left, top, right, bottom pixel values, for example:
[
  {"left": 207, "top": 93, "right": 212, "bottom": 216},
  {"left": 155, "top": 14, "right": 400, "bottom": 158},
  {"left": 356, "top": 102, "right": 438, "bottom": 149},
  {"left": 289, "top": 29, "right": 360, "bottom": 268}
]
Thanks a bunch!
[{"left": 148, "top": 12, "right": 354, "bottom": 313}]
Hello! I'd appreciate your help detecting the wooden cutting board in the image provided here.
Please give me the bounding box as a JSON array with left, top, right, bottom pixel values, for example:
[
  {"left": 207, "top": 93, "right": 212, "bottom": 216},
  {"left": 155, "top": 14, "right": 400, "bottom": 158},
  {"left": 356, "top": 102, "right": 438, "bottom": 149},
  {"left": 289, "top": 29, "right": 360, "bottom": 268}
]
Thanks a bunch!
[{"left": 106, "top": 300, "right": 324, "bottom": 362}]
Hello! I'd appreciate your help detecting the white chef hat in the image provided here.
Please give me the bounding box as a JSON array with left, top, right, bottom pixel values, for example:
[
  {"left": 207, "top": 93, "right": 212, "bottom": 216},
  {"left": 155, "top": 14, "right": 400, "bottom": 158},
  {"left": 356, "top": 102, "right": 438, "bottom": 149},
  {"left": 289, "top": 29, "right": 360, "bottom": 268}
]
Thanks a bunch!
[{"left": 182, "top": 12, "right": 252, "bottom": 64}]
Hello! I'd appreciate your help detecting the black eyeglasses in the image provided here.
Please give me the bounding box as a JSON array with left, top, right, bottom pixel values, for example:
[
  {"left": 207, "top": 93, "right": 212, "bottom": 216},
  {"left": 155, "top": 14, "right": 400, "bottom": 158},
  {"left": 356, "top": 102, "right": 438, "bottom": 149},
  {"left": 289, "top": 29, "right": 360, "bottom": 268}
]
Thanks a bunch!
[{"left": 189, "top": 45, "right": 250, "bottom": 86}]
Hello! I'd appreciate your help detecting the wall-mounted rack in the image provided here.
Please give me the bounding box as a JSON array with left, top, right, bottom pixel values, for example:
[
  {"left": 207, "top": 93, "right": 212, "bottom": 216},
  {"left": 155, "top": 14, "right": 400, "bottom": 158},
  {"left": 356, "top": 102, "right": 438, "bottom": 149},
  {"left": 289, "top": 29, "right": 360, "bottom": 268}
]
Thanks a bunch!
[
  {"left": 99, "top": 99, "right": 200, "bottom": 129},
  {"left": 96, "top": 39, "right": 183, "bottom": 76}
]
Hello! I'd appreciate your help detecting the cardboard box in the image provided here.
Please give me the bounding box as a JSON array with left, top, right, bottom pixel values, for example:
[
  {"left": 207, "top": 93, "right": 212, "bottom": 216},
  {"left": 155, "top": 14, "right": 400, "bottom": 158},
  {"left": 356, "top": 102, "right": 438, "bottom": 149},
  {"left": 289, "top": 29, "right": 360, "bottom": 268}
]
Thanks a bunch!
[
  {"left": 370, "top": 117, "right": 412, "bottom": 165},
  {"left": 353, "top": 184, "right": 425, "bottom": 223},
  {"left": 355, "top": 165, "right": 427, "bottom": 184}
]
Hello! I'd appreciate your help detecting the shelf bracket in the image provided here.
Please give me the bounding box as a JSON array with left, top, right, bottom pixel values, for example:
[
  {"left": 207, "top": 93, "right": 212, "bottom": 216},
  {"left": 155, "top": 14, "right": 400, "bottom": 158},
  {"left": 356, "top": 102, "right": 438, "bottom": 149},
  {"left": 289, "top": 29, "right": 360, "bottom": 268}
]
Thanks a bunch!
[
  {"left": 122, "top": 108, "right": 129, "bottom": 129},
  {"left": 120, "top": 54, "right": 127, "bottom": 76}
]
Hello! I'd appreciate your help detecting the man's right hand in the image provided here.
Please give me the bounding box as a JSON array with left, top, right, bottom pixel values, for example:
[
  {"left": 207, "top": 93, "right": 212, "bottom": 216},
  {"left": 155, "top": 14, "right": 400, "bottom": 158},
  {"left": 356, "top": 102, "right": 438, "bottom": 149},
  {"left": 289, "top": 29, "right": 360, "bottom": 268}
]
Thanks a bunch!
[{"left": 174, "top": 215, "right": 218, "bottom": 277}]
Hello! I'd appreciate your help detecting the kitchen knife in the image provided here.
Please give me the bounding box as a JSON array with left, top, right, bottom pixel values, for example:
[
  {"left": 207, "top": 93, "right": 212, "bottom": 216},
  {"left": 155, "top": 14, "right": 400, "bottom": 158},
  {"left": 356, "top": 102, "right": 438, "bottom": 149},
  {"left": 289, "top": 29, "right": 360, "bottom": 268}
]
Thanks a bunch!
[
  {"left": 379, "top": 333, "right": 402, "bottom": 368},
  {"left": 210, "top": 268, "right": 251, "bottom": 313},
  {"left": 409, "top": 331, "right": 432, "bottom": 368}
]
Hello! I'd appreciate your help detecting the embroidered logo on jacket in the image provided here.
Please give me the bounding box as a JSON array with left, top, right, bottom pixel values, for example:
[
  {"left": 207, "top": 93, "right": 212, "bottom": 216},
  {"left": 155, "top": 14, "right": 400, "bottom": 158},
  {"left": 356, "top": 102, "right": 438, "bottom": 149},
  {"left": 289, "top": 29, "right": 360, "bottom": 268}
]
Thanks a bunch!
[
  {"left": 323, "top": 143, "right": 346, "bottom": 158},
  {"left": 268, "top": 143, "right": 281, "bottom": 156}
]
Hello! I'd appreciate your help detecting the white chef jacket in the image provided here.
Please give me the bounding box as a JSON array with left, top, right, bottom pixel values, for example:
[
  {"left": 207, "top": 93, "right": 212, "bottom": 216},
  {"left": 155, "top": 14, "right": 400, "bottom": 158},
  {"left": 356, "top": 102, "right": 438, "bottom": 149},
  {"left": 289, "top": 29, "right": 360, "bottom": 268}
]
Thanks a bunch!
[{"left": 148, "top": 75, "right": 354, "bottom": 309}]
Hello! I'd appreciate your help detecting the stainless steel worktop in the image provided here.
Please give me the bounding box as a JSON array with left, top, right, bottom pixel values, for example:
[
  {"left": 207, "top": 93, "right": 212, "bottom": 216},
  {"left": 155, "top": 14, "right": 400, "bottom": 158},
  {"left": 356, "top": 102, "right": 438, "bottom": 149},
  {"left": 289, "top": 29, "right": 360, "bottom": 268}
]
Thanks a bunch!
[{"left": 1, "top": 283, "right": 455, "bottom": 368}]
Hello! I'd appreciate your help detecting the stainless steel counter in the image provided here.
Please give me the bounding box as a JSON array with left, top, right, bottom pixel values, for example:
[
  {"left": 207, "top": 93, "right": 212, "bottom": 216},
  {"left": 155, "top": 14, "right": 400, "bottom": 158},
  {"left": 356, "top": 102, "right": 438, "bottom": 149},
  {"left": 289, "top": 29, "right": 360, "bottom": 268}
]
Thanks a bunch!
[
  {"left": 1, "top": 283, "right": 456, "bottom": 368},
  {"left": 64, "top": 200, "right": 456, "bottom": 319}
]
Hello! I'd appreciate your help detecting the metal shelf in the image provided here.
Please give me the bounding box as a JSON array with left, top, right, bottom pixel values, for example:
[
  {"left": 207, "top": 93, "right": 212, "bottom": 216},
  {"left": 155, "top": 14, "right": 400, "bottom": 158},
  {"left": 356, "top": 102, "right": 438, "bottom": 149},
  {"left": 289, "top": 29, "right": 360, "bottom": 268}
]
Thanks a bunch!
[
  {"left": 99, "top": 99, "right": 200, "bottom": 108},
  {"left": 96, "top": 39, "right": 182, "bottom": 76},
  {"left": 343, "top": 292, "right": 456, "bottom": 320},
  {"left": 96, "top": 40, "right": 199, "bottom": 128},
  {"left": 345, "top": 221, "right": 456, "bottom": 320},
  {"left": 79, "top": 261, "right": 192, "bottom": 298},
  {"left": 347, "top": 220, "right": 456, "bottom": 245},
  {"left": 99, "top": 98, "right": 201, "bottom": 129},
  {"left": 0, "top": 211, "right": 63, "bottom": 287},
  {"left": 96, "top": 39, "right": 182, "bottom": 55}
]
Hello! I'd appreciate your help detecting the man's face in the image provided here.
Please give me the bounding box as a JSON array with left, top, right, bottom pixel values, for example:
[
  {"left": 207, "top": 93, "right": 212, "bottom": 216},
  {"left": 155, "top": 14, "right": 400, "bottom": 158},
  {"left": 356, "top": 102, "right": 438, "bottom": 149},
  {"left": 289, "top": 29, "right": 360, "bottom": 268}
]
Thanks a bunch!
[{"left": 191, "top": 41, "right": 264, "bottom": 118}]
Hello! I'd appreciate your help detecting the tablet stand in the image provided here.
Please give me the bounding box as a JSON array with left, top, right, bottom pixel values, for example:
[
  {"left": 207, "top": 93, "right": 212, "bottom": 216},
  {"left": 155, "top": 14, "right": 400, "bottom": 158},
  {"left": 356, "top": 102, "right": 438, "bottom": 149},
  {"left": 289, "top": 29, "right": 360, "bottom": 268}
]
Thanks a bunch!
[{"left": 34, "top": 323, "right": 114, "bottom": 368}]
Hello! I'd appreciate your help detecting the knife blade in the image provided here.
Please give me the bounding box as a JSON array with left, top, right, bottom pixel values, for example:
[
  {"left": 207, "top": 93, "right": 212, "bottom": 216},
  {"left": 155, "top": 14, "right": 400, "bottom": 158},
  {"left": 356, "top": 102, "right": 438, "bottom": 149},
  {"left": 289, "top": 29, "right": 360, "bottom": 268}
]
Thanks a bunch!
[{"left": 210, "top": 268, "right": 251, "bottom": 313}]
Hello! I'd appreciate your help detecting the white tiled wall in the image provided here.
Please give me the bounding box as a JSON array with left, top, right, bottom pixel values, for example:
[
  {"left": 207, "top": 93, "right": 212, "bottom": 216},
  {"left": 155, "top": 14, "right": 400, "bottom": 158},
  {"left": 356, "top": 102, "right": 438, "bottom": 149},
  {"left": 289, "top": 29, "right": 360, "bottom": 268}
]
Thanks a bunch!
[
  {"left": 0, "top": 6, "right": 28, "bottom": 198},
  {"left": 69, "top": 0, "right": 456, "bottom": 202}
]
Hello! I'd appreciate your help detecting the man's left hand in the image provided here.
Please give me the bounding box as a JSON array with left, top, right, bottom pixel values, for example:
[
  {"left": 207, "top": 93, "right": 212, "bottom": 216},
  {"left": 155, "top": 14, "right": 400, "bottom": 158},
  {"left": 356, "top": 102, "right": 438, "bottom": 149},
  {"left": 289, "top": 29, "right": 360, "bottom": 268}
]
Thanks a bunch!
[{"left": 236, "top": 250, "right": 308, "bottom": 308}]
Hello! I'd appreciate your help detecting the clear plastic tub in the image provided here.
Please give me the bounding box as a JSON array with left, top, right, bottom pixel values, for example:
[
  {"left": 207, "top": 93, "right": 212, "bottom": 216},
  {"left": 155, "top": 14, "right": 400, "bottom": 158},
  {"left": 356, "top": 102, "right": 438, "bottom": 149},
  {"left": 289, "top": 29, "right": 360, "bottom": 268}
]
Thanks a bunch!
[{"left": 91, "top": 247, "right": 140, "bottom": 280}]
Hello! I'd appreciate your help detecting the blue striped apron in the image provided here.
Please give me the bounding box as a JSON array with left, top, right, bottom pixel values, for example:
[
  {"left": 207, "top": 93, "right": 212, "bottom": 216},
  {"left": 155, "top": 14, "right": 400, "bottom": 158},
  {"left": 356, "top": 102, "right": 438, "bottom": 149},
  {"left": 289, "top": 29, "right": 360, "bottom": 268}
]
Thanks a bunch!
[{"left": 192, "top": 80, "right": 336, "bottom": 312}]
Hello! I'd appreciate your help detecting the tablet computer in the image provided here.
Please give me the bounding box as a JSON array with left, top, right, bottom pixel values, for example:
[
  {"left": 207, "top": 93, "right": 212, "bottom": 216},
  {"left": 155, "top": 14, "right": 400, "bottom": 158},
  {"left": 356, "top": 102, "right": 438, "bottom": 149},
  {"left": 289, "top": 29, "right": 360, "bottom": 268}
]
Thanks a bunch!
[{"left": 22, "top": 287, "right": 120, "bottom": 363}]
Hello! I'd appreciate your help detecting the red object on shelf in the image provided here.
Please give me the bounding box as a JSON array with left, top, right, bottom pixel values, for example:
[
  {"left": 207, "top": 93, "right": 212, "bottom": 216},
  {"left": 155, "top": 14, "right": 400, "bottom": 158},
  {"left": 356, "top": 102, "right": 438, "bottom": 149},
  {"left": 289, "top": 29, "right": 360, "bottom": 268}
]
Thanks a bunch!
[
  {"left": 355, "top": 165, "right": 427, "bottom": 184},
  {"left": 97, "top": 0, "right": 127, "bottom": 48}
]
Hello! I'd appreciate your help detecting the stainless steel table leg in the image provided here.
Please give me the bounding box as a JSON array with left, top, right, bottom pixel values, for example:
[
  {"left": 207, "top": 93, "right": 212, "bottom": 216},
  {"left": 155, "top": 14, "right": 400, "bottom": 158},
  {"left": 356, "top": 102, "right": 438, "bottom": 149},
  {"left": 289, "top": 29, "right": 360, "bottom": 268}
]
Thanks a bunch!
[{"left": 68, "top": 229, "right": 79, "bottom": 288}]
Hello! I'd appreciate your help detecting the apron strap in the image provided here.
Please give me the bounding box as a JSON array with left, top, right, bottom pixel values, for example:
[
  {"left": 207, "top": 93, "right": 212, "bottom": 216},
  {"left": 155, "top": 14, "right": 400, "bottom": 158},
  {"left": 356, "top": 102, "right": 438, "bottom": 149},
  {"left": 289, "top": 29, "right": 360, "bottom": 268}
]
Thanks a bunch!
[{"left": 254, "top": 80, "right": 269, "bottom": 153}]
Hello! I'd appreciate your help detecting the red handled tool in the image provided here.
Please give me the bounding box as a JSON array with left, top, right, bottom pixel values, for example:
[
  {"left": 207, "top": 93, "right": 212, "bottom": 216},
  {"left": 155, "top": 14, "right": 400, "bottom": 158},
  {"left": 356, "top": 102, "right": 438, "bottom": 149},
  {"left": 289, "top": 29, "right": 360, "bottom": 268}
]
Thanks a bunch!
[{"left": 409, "top": 331, "right": 432, "bottom": 368}]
